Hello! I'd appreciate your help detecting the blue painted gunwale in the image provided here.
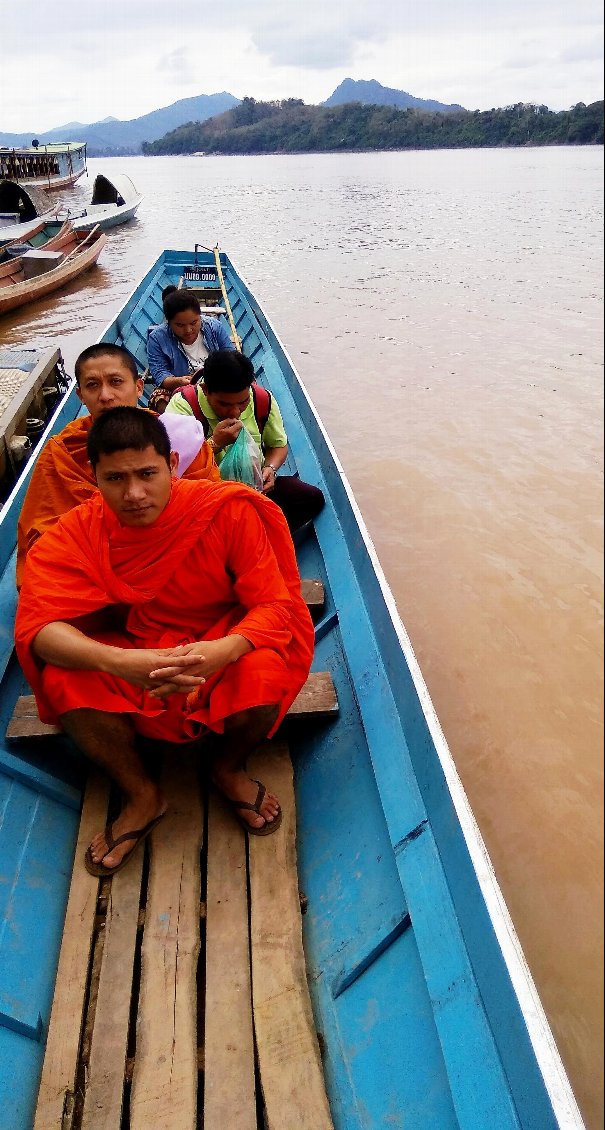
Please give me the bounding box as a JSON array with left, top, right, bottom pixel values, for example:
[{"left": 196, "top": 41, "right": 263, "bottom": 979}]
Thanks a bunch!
[{"left": 0, "top": 247, "right": 584, "bottom": 1128}]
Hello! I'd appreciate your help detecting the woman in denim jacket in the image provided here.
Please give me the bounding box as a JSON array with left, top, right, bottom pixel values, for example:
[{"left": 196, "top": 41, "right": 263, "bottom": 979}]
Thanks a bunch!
[{"left": 147, "top": 290, "right": 235, "bottom": 393}]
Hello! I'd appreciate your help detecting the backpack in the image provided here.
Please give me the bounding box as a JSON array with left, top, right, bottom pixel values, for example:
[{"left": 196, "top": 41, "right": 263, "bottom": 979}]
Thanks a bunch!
[{"left": 180, "top": 381, "right": 272, "bottom": 446}]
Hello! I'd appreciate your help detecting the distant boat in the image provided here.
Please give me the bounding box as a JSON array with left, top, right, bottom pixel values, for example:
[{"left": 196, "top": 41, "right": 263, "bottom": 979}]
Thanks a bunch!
[
  {"left": 0, "top": 142, "right": 87, "bottom": 190},
  {"left": 0, "top": 219, "right": 73, "bottom": 265},
  {"left": 0, "top": 225, "right": 106, "bottom": 314},
  {"left": 63, "top": 173, "right": 142, "bottom": 232}
]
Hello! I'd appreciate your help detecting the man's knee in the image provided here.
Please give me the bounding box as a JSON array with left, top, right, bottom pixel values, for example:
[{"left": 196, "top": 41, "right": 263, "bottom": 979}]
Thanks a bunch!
[{"left": 225, "top": 702, "right": 279, "bottom": 733}]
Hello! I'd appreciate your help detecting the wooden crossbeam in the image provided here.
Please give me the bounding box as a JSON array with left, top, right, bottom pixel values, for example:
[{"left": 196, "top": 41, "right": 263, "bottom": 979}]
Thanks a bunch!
[
  {"left": 300, "top": 578, "right": 325, "bottom": 617},
  {"left": 7, "top": 672, "right": 338, "bottom": 741}
]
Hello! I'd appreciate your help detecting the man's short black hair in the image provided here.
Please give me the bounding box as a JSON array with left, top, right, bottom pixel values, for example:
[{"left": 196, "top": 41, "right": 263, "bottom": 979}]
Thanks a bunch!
[
  {"left": 87, "top": 406, "right": 171, "bottom": 469},
  {"left": 74, "top": 344, "right": 140, "bottom": 386},
  {"left": 202, "top": 349, "right": 255, "bottom": 394}
]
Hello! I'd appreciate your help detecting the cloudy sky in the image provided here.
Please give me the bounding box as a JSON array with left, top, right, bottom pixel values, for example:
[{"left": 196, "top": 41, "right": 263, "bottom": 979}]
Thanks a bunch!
[{"left": 1, "top": 0, "right": 603, "bottom": 133}]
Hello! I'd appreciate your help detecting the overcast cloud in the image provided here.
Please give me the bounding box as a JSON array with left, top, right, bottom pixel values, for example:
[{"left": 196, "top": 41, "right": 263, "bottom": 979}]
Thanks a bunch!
[{"left": 1, "top": 0, "right": 602, "bottom": 133}]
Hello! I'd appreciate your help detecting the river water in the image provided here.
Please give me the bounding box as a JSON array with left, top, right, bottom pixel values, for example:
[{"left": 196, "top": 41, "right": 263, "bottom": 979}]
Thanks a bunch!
[{"left": 1, "top": 147, "right": 603, "bottom": 1126}]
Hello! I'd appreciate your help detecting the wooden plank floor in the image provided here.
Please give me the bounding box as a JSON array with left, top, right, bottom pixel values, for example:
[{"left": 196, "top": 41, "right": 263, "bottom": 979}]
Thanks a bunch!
[{"left": 33, "top": 742, "right": 334, "bottom": 1130}]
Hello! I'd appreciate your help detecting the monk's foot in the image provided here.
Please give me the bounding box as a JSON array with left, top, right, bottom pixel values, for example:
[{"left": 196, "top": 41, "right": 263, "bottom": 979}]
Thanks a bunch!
[
  {"left": 88, "top": 785, "right": 167, "bottom": 872},
  {"left": 212, "top": 765, "right": 280, "bottom": 831}
]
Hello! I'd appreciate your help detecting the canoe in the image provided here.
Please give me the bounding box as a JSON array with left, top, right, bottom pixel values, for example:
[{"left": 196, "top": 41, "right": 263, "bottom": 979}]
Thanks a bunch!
[
  {"left": 0, "top": 247, "right": 584, "bottom": 1128},
  {"left": 0, "top": 219, "right": 73, "bottom": 265},
  {"left": 63, "top": 172, "right": 143, "bottom": 232},
  {"left": 0, "top": 142, "right": 87, "bottom": 190},
  {"left": 0, "top": 225, "right": 106, "bottom": 315}
]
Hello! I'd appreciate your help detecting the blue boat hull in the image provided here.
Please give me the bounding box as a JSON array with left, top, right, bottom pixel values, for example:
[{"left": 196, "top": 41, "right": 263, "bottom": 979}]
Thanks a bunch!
[{"left": 0, "top": 248, "right": 583, "bottom": 1128}]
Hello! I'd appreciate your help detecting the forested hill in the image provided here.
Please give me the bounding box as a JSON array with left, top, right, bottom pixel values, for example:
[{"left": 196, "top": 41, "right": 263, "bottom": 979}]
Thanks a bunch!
[{"left": 142, "top": 97, "right": 604, "bottom": 155}]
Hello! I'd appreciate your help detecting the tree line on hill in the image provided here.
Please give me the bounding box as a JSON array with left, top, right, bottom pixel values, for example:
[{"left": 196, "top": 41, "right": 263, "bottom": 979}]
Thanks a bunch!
[{"left": 142, "top": 97, "right": 604, "bottom": 155}]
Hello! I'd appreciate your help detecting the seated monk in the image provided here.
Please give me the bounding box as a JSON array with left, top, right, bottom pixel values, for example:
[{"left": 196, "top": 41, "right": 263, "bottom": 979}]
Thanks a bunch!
[
  {"left": 15, "top": 408, "right": 314, "bottom": 875},
  {"left": 16, "top": 343, "right": 226, "bottom": 588}
]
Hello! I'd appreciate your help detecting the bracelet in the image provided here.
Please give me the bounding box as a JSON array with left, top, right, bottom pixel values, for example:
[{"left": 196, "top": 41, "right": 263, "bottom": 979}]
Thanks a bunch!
[
  {"left": 265, "top": 464, "right": 277, "bottom": 474},
  {"left": 206, "top": 437, "right": 217, "bottom": 452}
]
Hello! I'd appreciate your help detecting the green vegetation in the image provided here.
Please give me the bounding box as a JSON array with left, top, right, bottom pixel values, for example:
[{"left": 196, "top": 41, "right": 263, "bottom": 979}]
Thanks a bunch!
[{"left": 142, "top": 97, "right": 604, "bottom": 155}]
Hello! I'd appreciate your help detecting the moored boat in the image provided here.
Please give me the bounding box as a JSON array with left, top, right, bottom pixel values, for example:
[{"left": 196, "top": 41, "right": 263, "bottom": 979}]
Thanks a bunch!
[
  {"left": 0, "top": 142, "right": 87, "bottom": 190},
  {"left": 0, "top": 225, "right": 106, "bottom": 315},
  {"left": 0, "top": 247, "right": 585, "bottom": 1129},
  {"left": 0, "top": 219, "right": 73, "bottom": 264},
  {"left": 0, "top": 346, "right": 70, "bottom": 503},
  {"left": 63, "top": 172, "right": 142, "bottom": 232}
]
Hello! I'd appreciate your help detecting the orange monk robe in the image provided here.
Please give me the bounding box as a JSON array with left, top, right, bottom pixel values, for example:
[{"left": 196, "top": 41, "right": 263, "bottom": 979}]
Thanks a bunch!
[
  {"left": 16, "top": 413, "right": 220, "bottom": 588},
  {"left": 15, "top": 478, "right": 314, "bottom": 740}
]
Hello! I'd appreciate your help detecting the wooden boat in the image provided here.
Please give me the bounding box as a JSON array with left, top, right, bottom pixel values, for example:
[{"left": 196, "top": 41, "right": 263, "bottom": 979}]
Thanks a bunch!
[
  {"left": 0, "top": 247, "right": 585, "bottom": 1129},
  {"left": 0, "top": 345, "right": 70, "bottom": 503},
  {"left": 0, "top": 142, "right": 87, "bottom": 190},
  {"left": 0, "top": 219, "right": 73, "bottom": 265},
  {"left": 0, "top": 225, "right": 106, "bottom": 315},
  {"left": 64, "top": 172, "right": 142, "bottom": 232}
]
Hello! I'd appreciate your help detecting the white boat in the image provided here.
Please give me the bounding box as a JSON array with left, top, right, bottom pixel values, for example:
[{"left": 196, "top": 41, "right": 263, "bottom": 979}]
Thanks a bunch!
[
  {"left": 63, "top": 173, "right": 142, "bottom": 232},
  {"left": 0, "top": 142, "right": 87, "bottom": 189}
]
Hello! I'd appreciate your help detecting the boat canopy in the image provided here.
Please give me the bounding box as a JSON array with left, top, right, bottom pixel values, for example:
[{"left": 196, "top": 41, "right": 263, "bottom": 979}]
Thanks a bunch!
[
  {"left": 0, "top": 180, "right": 51, "bottom": 222},
  {"left": 90, "top": 173, "right": 139, "bottom": 207}
]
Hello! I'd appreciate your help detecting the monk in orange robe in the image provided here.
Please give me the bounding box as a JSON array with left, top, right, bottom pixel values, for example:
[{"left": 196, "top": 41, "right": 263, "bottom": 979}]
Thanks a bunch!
[
  {"left": 16, "top": 343, "right": 222, "bottom": 588},
  {"left": 16, "top": 408, "right": 314, "bottom": 875}
]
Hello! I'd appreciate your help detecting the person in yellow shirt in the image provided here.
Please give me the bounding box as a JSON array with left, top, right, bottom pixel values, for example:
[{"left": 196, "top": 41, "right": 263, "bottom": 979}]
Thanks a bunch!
[{"left": 166, "top": 349, "right": 324, "bottom": 532}]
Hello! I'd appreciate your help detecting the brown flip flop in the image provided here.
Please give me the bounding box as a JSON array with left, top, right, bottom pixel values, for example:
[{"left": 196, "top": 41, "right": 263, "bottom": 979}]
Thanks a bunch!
[
  {"left": 84, "top": 812, "right": 166, "bottom": 877},
  {"left": 222, "top": 778, "right": 283, "bottom": 836}
]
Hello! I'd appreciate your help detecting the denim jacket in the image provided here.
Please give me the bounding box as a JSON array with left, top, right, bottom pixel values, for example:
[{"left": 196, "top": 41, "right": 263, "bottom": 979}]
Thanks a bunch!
[{"left": 147, "top": 316, "right": 235, "bottom": 387}]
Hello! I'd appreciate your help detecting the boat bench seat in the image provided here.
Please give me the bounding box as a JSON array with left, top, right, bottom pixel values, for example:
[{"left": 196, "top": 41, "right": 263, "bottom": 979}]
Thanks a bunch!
[
  {"left": 32, "top": 745, "right": 334, "bottom": 1129},
  {"left": 7, "top": 580, "right": 335, "bottom": 740},
  {"left": 7, "top": 668, "right": 338, "bottom": 740}
]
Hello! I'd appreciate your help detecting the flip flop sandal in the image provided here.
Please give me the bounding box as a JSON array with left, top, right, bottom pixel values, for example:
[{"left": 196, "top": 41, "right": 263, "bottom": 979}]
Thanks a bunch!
[
  {"left": 84, "top": 812, "right": 166, "bottom": 877},
  {"left": 226, "top": 779, "right": 283, "bottom": 836}
]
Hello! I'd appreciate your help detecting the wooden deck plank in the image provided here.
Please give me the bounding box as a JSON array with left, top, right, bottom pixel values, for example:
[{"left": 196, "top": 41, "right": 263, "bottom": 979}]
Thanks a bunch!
[
  {"left": 129, "top": 748, "right": 203, "bottom": 1130},
  {"left": 6, "top": 694, "right": 60, "bottom": 737},
  {"left": 33, "top": 770, "right": 110, "bottom": 1130},
  {"left": 300, "top": 578, "right": 325, "bottom": 616},
  {"left": 248, "top": 743, "right": 333, "bottom": 1130},
  {"left": 81, "top": 850, "right": 144, "bottom": 1130},
  {"left": 204, "top": 790, "right": 257, "bottom": 1130},
  {"left": 288, "top": 671, "right": 338, "bottom": 717}
]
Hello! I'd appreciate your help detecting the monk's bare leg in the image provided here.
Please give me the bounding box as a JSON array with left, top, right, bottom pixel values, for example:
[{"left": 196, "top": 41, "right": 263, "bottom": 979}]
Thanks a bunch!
[
  {"left": 61, "top": 708, "right": 166, "bottom": 870},
  {"left": 212, "top": 704, "right": 280, "bottom": 831}
]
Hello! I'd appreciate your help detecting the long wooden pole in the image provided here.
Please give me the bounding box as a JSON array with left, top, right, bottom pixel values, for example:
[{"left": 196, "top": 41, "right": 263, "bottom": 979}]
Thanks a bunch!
[{"left": 213, "top": 246, "right": 241, "bottom": 351}]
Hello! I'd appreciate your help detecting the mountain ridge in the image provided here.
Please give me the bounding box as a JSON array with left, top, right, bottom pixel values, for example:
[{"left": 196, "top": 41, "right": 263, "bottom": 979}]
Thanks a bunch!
[
  {"left": 0, "top": 93, "right": 240, "bottom": 155},
  {"left": 1, "top": 78, "right": 596, "bottom": 157},
  {"left": 323, "top": 78, "right": 465, "bottom": 112}
]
